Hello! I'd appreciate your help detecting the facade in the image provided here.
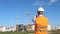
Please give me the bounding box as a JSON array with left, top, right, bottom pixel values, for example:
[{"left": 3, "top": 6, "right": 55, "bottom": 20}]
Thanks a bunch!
[
  {"left": 0, "top": 26, "right": 6, "bottom": 32},
  {"left": 48, "top": 25, "right": 52, "bottom": 31},
  {"left": 16, "top": 24, "right": 24, "bottom": 32},
  {"left": 24, "top": 25, "right": 27, "bottom": 31},
  {"left": 0, "top": 25, "right": 60, "bottom": 32},
  {"left": 27, "top": 24, "right": 31, "bottom": 31},
  {"left": 57, "top": 27, "right": 60, "bottom": 30},
  {"left": 30, "top": 24, "right": 35, "bottom": 31},
  {"left": 6, "top": 26, "right": 16, "bottom": 32}
]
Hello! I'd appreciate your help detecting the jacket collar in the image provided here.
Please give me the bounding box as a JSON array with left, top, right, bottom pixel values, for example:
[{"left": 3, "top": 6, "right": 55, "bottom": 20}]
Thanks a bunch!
[{"left": 39, "top": 15, "right": 43, "bottom": 16}]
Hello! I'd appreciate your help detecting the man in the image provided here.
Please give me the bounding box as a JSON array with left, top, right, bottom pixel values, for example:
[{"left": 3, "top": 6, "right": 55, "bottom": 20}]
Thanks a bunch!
[{"left": 33, "top": 7, "right": 48, "bottom": 34}]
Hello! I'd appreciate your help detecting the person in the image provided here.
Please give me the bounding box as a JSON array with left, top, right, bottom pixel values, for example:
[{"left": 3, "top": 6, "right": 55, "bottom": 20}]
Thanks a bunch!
[{"left": 33, "top": 7, "right": 48, "bottom": 34}]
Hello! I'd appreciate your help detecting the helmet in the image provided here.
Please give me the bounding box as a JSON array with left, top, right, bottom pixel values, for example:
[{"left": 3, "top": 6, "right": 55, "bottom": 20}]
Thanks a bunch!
[{"left": 38, "top": 7, "right": 44, "bottom": 12}]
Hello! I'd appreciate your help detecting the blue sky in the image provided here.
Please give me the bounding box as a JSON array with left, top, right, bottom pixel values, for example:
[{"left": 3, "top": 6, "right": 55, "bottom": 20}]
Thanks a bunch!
[{"left": 0, "top": 0, "right": 60, "bottom": 27}]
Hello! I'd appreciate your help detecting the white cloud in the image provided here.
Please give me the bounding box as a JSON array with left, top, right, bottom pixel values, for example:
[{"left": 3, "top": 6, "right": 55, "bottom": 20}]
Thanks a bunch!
[
  {"left": 48, "top": 0, "right": 57, "bottom": 5},
  {"left": 33, "top": 1, "right": 45, "bottom": 6},
  {"left": 50, "top": 0, "right": 57, "bottom": 3},
  {"left": 32, "top": 0, "right": 58, "bottom": 6},
  {"left": 33, "top": 1, "right": 40, "bottom": 6}
]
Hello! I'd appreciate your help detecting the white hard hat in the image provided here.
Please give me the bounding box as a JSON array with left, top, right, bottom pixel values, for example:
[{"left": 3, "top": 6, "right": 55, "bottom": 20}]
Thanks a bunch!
[{"left": 38, "top": 7, "right": 44, "bottom": 12}]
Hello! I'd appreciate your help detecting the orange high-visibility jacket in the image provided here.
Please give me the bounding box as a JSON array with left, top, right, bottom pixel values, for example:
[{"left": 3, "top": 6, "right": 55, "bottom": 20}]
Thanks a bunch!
[{"left": 35, "top": 16, "right": 48, "bottom": 34}]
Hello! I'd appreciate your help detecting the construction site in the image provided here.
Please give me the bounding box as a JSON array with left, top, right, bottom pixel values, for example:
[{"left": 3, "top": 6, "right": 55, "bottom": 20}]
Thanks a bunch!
[
  {"left": 0, "top": 7, "right": 60, "bottom": 34},
  {"left": 0, "top": 0, "right": 60, "bottom": 34}
]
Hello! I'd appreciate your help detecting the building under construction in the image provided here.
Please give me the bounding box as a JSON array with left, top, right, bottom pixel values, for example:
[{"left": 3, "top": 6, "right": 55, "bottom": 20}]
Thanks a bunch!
[
  {"left": 16, "top": 11, "right": 31, "bottom": 32},
  {"left": 16, "top": 16, "right": 24, "bottom": 32}
]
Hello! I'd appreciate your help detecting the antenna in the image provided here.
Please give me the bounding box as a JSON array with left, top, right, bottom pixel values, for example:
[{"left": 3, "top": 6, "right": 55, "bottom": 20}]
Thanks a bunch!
[
  {"left": 26, "top": 11, "right": 31, "bottom": 31},
  {"left": 16, "top": 15, "right": 19, "bottom": 32},
  {"left": 26, "top": 11, "right": 30, "bottom": 24},
  {"left": 16, "top": 16, "right": 18, "bottom": 25}
]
